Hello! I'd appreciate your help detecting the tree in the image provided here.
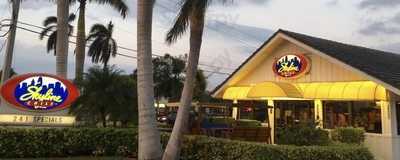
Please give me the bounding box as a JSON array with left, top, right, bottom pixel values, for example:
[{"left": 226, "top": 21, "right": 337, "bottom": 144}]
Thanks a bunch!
[
  {"left": 39, "top": 14, "right": 75, "bottom": 55},
  {"left": 70, "top": 66, "right": 136, "bottom": 127},
  {"left": 56, "top": 0, "right": 70, "bottom": 78},
  {"left": 163, "top": 0, "right": 217, "bottom": 159},
  {"left": 109, "top": 74, "right": 138, "bottom": 127},
  {"left": 151, "top": 54, "right": 207, "bottom": 102},
  {"left": 137, "top": 0, "right": 163, "bottom": 159},
  {"left": 152, "top": 54, "right": 185, "bottom": 102},
  {"left": 86, "top": 22, "right": 117, "bottom": 69},
  {"left": 70, "top": 0, "right": 128, "bottom": 81},
  {"left": 0, "top": 0, "right": 20, "bottom": 85},
  {"left": 193, "top": 70, "right": 208, "bottom": 101}
]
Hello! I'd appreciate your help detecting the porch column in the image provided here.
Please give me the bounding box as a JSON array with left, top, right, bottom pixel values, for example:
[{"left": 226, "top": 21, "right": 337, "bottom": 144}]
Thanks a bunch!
[
  {"left": 232, "top": 107, "right": 239, "bottom": 120},
  {"left": 267, "top": 99, "right": 275, "bottom": 144},
  {"left": 314, "top": 100, "right": 323, "bottom": 128},
  {"left": 380, "top": 100, "right": 397, "bottom": 135},
  {"left": 232, "top": 100, "right": 239, "bottom": 120},
  {"left": 367, "top": 100, "right": 398, "bottom": 160}
]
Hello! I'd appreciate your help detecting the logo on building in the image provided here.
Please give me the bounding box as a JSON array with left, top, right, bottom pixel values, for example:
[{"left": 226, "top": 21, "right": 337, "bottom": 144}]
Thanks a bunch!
[
  {"left": 0, "top": 73, "right": 79, "bottom": 112},
  {"left": 273, "top": 54, "right": 310, "bottom": 78}
]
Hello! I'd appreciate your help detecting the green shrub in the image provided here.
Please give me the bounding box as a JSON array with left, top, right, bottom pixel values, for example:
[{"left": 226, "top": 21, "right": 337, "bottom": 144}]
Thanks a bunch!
[
  {"left": 236, "top": 119, "right": 262, "bottom": 127},
  {"left": 0, "top": 128, "right": 137, "bottom": 158},
  {"left": 0, "top": 128, "right": 373, "bottom": 160},
  {"left": 276, "top": 122, "right": 330, "bottom": 146},
  {"left": 209, "top": 117, "right": 235, "bottom": 126},
  {"left": 179, "top": 136, "right": 373, "bottom": 160},
  {"left": 331, "top": 127, "right": 365, "bottom": 144}
]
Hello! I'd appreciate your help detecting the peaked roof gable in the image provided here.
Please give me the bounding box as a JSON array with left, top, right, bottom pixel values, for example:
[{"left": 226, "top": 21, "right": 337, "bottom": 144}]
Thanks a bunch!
[{"left": 212, "top": 29, "right": 400, "bottom": 97}]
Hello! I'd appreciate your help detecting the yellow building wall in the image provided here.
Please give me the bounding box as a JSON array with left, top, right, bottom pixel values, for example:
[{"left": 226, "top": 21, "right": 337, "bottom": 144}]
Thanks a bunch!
[{"left": 236, "top": 41, "right": 366, "bottom": 85}]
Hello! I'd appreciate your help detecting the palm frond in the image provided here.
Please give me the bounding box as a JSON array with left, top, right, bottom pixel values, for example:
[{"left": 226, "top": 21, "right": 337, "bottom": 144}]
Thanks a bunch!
[
  {"left": 165, "top": 0, "right": 193, "bottom": 44},
  {"left": 39, "top": 26, "right": 56, "bottom": 40},
  {"left": 89, "top": 23, "right": 108, "bottom": 35},
  {"left": 43, "top": 16, "right": 57, "bottom": 27},
  {"left": 86, "top": 33, "right": 103, "bottom": 41},
  {"left": 110, "top": 38, "right": 117, "bottom": 58},
  {"left": 88, "top": 37, "right": 104, "bottom": 63},
  {"left": 68, "top": 13, "right": 76, "bottom": 22},
  {"left": 47, "top": 32, "right": 57, "bottom": 55},
  {"left": 92, "top": 0, "right": 128, "bottom": 18},
  {"left": 68, "top": 24, "right": 74, "bottom": 36}
]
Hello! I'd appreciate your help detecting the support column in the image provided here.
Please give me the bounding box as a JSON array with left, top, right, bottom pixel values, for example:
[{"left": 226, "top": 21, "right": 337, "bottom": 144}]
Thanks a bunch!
[
  {"left": 267, "top": 99, "right": 275, "bottom": 144},
  {"left": 365, "top": 100, "right": 398, "bottom": 160},
  {"left": 232, "top": 100, "right": 239, "bottom": 120},
  {"left": 232, "top": 107, "right": 238, "bottom": 120},
  {"left": 314, "top": 100, "right": 323, "bottom": 128},
  {"left": 380, "top": 101, "right": 397, "bottom": 136}
]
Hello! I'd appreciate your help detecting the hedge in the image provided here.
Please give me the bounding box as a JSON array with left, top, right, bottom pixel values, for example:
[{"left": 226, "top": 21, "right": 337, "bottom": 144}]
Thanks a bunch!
[
  {"left": 331, "top": 127, "right": 365, "bottom": 144},
  {"left": 0, "top": 128, "right": 374, "bottom": 160},
  {"left": 236, "top": 119, "right": 262, "bottom": 127},
  {"left": 276, "top": 122, "right": 331, "bottom": 146}
]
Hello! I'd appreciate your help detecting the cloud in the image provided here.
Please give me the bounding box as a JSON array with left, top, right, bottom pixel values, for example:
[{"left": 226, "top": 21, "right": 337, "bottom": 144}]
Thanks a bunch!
[
  {"left": 360, "top": 22, "right": 400, "bottom": 35},
  {"left": 326, "top": 0, "right": 339, "bottom": 6},
  {"left": 379, "top": 42, "right": 400, "bottom": 54},
  {"left": 20, "top": 0, "right": 53, "bottom": 10},
  {"left": 359, "top": 0, "right": 400, "bottom": 9},
  {"left": 360, "top": 13, "right": 400, "bottom": 35}
]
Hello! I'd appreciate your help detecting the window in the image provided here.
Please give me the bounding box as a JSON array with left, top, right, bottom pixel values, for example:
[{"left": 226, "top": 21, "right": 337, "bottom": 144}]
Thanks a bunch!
[
  {"left": 275, "top": 101, "right": 314, "bottom": 128},
  {"left": 237, "top": 101, "right": 267, "bottom": 122},
  {"left": 323, "top": 101, "right": 382, "bottom": 133}
]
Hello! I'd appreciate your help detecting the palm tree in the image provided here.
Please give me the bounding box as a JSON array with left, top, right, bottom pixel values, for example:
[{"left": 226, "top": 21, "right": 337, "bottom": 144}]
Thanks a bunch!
[
  {"left": 71, "top": 0, "right": 128, "bottom": 81},
  {"left": 86, "top": 22, "right": 117, "bottom": 69},
  {"left": 0, "top": 0, "right": 20, "bottom": 84},
  {"left": 137, "top": 0, "right": 163, "bottom": 159},
  {"left": 70, "top": 65, "right": 127, "bottom": 127},
  {"left": 39, "top": 14, "right": 75, "bottom": 55},
  {"left": 56, "top": 0, "right": 70, "bottom": 78},
  {"left": 163, "top": 0, "right": 218, "bottom": 159}
]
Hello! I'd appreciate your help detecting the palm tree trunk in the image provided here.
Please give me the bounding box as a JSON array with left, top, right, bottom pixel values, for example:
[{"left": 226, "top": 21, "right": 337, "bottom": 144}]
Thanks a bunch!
[
  {"left": 137, "top": 0, "right": 163, "bottom": 160},
  {"left": 163, "top": 17, "right": 205, "bottom": 160},
  {"left": 0, "top": 0, "right": 20, "bottom": 84},
  {"left": 56, "top": 0, "right": 70, "bottom": 78},
  {"left": 75, "top": 0, "right": 86, "bottom": 81}
]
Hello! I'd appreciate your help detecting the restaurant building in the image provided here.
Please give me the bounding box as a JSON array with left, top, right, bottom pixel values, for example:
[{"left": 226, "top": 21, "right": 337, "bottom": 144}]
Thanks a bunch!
[{"left": 212, "top": 29, "right": 400, "bottom": 160}]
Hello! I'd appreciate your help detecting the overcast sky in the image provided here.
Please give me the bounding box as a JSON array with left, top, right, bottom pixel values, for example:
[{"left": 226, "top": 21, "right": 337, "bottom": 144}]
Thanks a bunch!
[{"left": 0, "top": 0, "right": 399, "bottom": 90}]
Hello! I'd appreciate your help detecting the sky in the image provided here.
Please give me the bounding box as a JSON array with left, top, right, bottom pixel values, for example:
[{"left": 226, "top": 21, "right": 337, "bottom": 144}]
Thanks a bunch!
[{"left": 0, "top": 0, "right": 400, "bottom": 90}]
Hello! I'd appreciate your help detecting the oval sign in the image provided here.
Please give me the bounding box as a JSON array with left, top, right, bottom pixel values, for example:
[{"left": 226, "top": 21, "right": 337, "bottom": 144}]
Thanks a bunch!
[
  {"left": 273, "top": 54, "right": 310, "bottom": 78},
  {"left": 0, "top": 73, "right": 79, "bottom": 112}
]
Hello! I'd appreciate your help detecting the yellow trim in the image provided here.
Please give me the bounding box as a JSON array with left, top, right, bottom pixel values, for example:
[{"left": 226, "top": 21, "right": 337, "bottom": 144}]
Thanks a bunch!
[
  {"left": 222, "top": 86, "right": 252, "bottom": 100},
  {"left": 222, "top": 81, "right": 387, "bottom": 101}
]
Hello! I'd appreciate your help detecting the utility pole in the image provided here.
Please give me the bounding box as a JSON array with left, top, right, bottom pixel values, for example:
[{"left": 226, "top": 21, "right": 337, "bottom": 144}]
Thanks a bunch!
[{"left": 1, "top": 0, "right": 20, "bottom": 84}]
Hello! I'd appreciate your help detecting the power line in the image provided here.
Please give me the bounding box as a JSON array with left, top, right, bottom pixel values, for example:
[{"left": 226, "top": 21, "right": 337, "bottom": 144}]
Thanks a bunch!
[
  {"left": 9, "top": 19, "right": 236, "bottom": 71},
  {"left": 85, "top": 14, "right": 236, "bottom": 71},
  {"left": 14, "top": 24, "right": 232, "bottom": 76},
  {"left": 155, "top": 3, "right": 258, "bottom": 48},
  {"left": 15, "top": 25, "right": 138, "bottom": 59}
]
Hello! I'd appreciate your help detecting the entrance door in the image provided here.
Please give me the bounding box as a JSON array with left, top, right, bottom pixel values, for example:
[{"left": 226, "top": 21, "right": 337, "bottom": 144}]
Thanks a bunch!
[{"left": 274, "top": 101, "right": 314, "bottom": 128}]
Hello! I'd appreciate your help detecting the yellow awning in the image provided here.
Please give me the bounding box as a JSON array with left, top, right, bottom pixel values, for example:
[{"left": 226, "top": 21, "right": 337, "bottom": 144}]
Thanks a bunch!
[
  {"left": 222, "top": 81, "right": 387, "bottom": 101},
  {"left": 247, "top": 82, "right": 303, "bottom": 99},
  {"left": 222, "top": 86, "right": 252, "bottom": 100},
  {"left": 295, "top": 81, "right": 387, "bottom": 101}
]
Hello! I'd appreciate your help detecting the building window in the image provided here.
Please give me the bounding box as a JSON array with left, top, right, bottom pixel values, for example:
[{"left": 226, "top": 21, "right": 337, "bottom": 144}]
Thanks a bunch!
[
  {"left": 237, "top": 101, "right": 267, "bottom": 122},
  {"left": 323, "top": 101, "right": 382, "bottom": 133},
  {"left": 397, "top": 102, "right": 400, "bottom": 135},
  {"left": 275, "top": 101, "right": 314, "bottom": 128}
]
